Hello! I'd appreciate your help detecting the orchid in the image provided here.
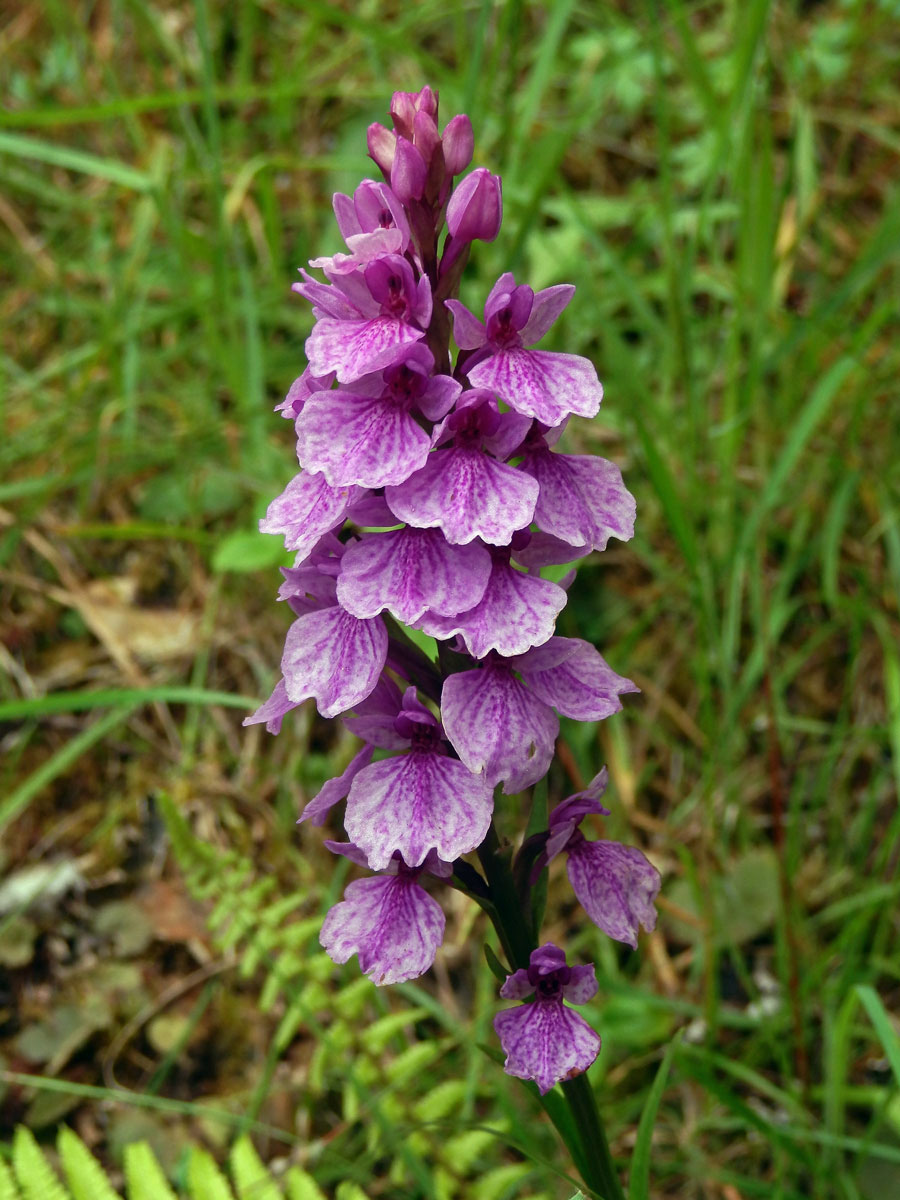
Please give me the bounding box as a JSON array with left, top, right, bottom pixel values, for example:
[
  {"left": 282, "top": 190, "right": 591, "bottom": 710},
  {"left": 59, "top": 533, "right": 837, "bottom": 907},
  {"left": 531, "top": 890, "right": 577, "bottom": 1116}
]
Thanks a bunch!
[{"left": 247, "top": 86, "right": 659, "bottom": 1200}]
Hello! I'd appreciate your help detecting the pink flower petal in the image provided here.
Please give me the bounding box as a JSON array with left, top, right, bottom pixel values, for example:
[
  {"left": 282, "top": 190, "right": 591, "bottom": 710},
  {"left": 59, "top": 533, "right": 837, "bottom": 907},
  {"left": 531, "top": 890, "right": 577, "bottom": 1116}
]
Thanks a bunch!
[
  {"left": 306, "top": 315, "right": 424, "bottom": 383},
  {"left": 566, "top": 840, "right": 660, "bottom": 950},
  {"left": 419, "top": 558, "right": 566, "bottom": 658},
  {"left": 385, "top": 448, "right": 538, "bottom": 546},
  {"left": 259, "top": 472, "right": 362, "bottom": 561},
  {"left": 468, "top": 348, "right": 602, "bottom": 427},
  {"left": 242, "top": 678, "right": 298, "bottom": 735},
  {"left": 337, "top": 526, "right": 492, "bottom": 623},
  {"left": 344, "top": 749, "right": 493, "bottom": 870},
  {"left": 518, "top": 637, "right": 638, "bottom": 722},
  {"left": 320, "top": 874, "right": 445, "bottom": 985},
  {"left": 494, "top": 999, "right": 600, "bottom": 1094},
  {"left": 298, "top": 744, "right": 375, "bottom": 826},
  {"left": 520, "top": 448, "right": 635, "bottom": 549},
  {"left": 295, "top": 390, "right": 432, "bottom": 488},
  {"left": 519, "top": 284, "right": 575, "bottom": 345},
  {"left": 441, "top": 663, "right": 558, "bottom": 793},
  {"left": 281, "top": 605, "right": 387, "bottom": 718}
]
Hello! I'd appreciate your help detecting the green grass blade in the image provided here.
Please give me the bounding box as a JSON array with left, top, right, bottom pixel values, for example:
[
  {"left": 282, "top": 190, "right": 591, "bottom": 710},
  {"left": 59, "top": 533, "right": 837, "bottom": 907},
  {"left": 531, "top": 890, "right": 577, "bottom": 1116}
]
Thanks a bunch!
[
  {"left": 0, "top": 132, "right": 152, "bottom": 190},
  {"left": 0, "top": 707, "right": 138, "bottom": 833},
  {"left": 855, "top": 985, "right": 900, "bottom": 1087},
  {"left": 628, "top": 1038, "right": 678, "bottom": 1200}
]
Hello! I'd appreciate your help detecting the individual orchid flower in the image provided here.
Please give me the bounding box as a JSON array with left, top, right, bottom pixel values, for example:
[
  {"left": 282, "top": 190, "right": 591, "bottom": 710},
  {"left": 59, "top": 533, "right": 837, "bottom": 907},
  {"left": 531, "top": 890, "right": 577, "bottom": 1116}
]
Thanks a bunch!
[
  {"left": 541, "top": 769, "right": 661, "bottom": 949},
  {"left": 320, "top": 842, "right": 450, "bottom": 985},
  {"left": 494, "top": 944, "right": 601, "bottom": 1094},
  {"left": 447, "top": 273, "right": 603, "bottom": 426}
]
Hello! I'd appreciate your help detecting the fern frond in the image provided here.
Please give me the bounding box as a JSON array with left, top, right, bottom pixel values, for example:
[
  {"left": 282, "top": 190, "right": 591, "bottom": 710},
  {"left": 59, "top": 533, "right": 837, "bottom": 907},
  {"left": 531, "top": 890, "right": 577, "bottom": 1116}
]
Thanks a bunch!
[
  {"left": 228, "top": 1136, "right": 281, "bottom": 1200},
  {"left": 283, "top": 1168, "right": 327, "bottom": 1200},
  {"left": 0, "top": 1154, "right": 21, "bottom": 1200},
  {"left": 123, "top": 1142, "right": 178, "bottom": 1200},
  {"left": 186, "top": 1147, "right": 236, "bottom": 1200},
  {"left": 12, "top": 1127, "right": 68, "bottom": 1200},
  {"left": 57, "top": 1127, "right": 121, "bottom": 1200}
]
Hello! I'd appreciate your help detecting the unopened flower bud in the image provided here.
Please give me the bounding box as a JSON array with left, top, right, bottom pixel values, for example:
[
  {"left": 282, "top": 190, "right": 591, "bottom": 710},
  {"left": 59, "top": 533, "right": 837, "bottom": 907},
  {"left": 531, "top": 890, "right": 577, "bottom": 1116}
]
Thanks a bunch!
[
  {"left": 413, "top": 109, "right": 441, "bottom": 164},
  {"left": 446, "top": 168, "right": 502, "bottom": 243},
  {"left": 391, "top": 136, "right": 427, "bottom": 203},
  {"left": 441, "top": 114, "right": 474, "bottom": 176},
  {"left": 390, "top": 87, "right": 438, "bottom": 138},
  {"left": 367, "top": 123, "right": 396, "bottom": 174}
]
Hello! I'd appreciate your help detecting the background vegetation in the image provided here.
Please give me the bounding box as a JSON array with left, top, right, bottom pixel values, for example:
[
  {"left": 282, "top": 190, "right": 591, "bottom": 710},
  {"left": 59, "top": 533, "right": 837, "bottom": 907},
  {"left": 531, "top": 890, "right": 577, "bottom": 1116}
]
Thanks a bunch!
[{"left": 2, "top": 0, "right": 899, "bottom": 1196}]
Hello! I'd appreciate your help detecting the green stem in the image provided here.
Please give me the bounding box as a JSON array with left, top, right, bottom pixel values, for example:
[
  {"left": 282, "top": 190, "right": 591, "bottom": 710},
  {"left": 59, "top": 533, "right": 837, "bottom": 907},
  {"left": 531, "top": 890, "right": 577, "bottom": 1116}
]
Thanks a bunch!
[
  {"left": 480, "top": 818, "right": 625, "bottom": 1200},
  {"left": 562, "top": 1076, "right": 626, "bottom": 1200}
]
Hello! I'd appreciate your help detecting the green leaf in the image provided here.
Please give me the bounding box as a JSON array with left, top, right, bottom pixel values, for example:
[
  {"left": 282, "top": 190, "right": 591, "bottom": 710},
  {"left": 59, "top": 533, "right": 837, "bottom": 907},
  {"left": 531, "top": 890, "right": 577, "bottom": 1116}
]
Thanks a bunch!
[
  {"left": 856, "top": 986, "right": 900, "bottom": 1088},
  {"left": 12, "top": 1128, "right": 69, "bottom": 1200},
  {"left": 212, "top": 531, "right": 287, "bottom": 574},
  {"left": 483, "top": 942, "right": 508, "bottom": 982},
  {"left": 284, "top": 1168, "right": 327, "bottom": 1200},
  {"left": 57, "top": 1127, "right": 122, "bottom": 1200},
  {"left": 186, "top": 1148, "right": 235, "bottom": 1200},
  {"left": 0, "top": 131, "right": 152, "bottom": 190},
  {"left": 123, "top": 1143, "right": 178, "bottom": 1200},
  {"left": 228, "top": 1137, "right": 280, "bottom": 1200},
  {"left": 0, "top": 1154, "right": 21, "bottom": 1200},
  {"left": 628, "top": 1038, "right": 678, "bottom": 1199}
]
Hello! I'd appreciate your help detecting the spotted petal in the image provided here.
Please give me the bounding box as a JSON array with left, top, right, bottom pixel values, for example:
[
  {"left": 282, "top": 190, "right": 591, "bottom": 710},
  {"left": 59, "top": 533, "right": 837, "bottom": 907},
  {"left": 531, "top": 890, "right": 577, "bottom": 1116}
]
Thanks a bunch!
[
  {"left": 259, "top": 472, "right": 362, "bottom": 561},
  {"left": 385, "top": 448, "right": 538, "bottom": 546},
  {"left": 320, "top": 874, "right": 445, "bottom": 985},
  {"left": 344, "top": 749, "right": 493, "bottom": 870},
  {"left": 516, "top": 637, "right": 638, "bottom": 722},
  {"left": 468, "top": 348, "right": 602, "bottom": 427},
  {"left": 296, "top": 389, "right": 432, "bottom": 487},
  {"left": 306, "top": 316, "right": 424, "bottom": 383},
  {"left": 494, "top": 999, "right": 601, "bottom": 1095},
  {"left": 521, "top": 448, "right": 635, "bottom": 549},
  {"left": 566, "top": 840, "right": 660, "bottom": 950},
  {"left": 281, "top": 605, "right": 387, "bottom": 718},
  {"left": 441, "top": 663, "right": 558, "bottom": 793},
  {"left": 337, "top": 526, "right": 492, "bottom": 623},
  {"left": 419, "top": 558, "right": 566, "bottom": 658}
]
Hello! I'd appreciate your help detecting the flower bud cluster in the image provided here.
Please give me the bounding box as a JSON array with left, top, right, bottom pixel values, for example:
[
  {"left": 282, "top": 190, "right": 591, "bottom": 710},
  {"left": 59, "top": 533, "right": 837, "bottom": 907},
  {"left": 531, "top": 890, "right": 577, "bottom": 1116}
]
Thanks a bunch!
[{"left": 248, "top": 87, "right": 660, "bottom": 1094}]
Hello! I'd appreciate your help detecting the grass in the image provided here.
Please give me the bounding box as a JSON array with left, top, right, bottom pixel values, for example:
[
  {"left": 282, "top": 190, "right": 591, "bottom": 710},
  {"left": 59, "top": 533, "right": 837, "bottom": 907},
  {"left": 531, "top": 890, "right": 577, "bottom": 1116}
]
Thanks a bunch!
[{"left": 1, "top": 0, "right": 899, "bottom": 1196}]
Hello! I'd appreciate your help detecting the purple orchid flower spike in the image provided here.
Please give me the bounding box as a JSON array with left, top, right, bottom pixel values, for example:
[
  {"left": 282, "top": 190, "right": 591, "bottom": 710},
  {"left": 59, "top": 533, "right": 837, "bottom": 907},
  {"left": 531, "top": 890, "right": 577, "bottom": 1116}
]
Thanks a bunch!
[
  {"left": 320, "top": 843, "right": 450, "bottom": 985},
  {"left": 251, "top": 85, "right": 652, "bottom": 1198},
  {"left": 543, "top": 769, "right": 661, "bottom": 949},
  {"left": 447, "top": 273, "right": 603, "bottom": 427},
  {"left": 494, "top": 944, "right": 601, "bottom": 1094}
]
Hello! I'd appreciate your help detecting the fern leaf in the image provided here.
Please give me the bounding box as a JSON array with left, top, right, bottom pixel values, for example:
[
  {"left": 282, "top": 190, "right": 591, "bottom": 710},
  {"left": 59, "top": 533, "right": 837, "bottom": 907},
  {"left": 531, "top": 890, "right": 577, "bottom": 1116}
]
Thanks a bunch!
[
  {"left": 57, "top": 1127, "right": 121, "bottom": 1200},
  {"left": 0, "top": 1154, "right": 21, "bottom": 1200},
  {"left": 228, "top": 1137, "right": 281, "bottom": 1200},
  {"left": 335, "top": 1184, "right": 370, "bottom": 1200},
  {"left": 12, "top": 1128, "right": 69, "bottom": 1200},
  {"left": 186, "top": 1148, "right": 235, "bottom": 1200},
  {"left": 123, "top": 1143, "right": 178, "bottom": 1200},
  {"left": 284, "top": 1167, "right": 327, "bottom": 1200}
]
